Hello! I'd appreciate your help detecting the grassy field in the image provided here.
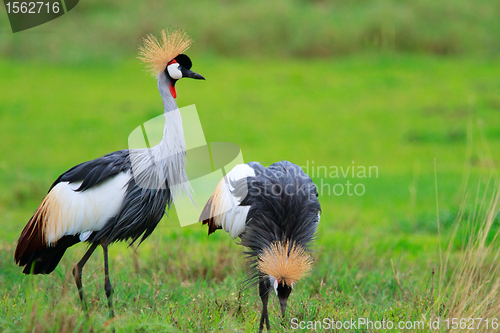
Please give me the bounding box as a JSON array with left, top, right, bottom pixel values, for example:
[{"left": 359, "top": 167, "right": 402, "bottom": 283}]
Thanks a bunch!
[
  {"left": 1, "top": 54, "right": 500, "bottom": 332},
  {"left": 1, "top": 0, "right": 500, "bottom": 61}
]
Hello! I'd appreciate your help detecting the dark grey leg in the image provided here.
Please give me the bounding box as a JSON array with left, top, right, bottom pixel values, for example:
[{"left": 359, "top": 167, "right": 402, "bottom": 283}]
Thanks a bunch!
[
  {"left": 101, "top": 240, "right": 115, "bottom": 320},
  {"left": 72, "top": 242, "right": 98, "bottom": 312},
  {"left": 259, "top": 279, "right": 271, "bottom": 332}
]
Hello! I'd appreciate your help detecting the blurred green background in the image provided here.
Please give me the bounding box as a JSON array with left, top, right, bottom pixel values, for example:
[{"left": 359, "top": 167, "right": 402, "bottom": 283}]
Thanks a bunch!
[
  {"left": 1, "top": 1, "right": 500, "bottom": 332},
  {"left": 2, "top": 0, "right": 500, "bottom": 60}
]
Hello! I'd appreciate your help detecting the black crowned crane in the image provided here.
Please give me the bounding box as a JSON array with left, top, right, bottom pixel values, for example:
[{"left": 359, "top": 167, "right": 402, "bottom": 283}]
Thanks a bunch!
[
  {"left": 14, "top": 30, "right": 204, "bottom": 317},
  {"left": 200, "top": 161, "right": 321, "bottom": 332}
]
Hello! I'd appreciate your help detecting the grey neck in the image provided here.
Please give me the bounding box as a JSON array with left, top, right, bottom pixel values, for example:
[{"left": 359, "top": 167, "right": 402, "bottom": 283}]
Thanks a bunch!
[
  {"left": 130, "top": 70, "right": 189, "bottom": 198},
  {"left": 157, "top": 71, "right": 178, "bottom": 113},
  {"left": 155, "top": 71, "right": 183, "bottom": 150}
]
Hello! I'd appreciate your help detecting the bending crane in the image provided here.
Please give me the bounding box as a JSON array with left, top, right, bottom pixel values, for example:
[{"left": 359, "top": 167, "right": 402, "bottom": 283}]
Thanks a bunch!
[{"left": 201, "top": 161, "right": 321, "bottom": 332}]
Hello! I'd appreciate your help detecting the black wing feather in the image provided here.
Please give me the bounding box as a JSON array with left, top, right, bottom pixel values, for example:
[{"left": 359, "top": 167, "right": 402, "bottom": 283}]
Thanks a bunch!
[
  {"left": 48, "top": 149, "right": 173, "bottom": 246},
  {"left": 239, "top": 161, "right": 321, "bottom": 286},
  {"left": 49, "top": 150, "right": 131, "bottom": 192}
]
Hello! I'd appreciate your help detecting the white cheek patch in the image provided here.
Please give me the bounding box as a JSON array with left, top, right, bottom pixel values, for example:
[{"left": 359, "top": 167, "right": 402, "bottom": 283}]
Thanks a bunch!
[
  {"left": 167, "top": 63, "right": 182, "bottom": 80},
  {"left": 269, "top": 276, "right": 279, "bottom": 295}
]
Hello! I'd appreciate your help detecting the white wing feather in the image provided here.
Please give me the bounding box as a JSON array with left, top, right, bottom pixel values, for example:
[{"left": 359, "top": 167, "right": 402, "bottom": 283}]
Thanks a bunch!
[
  {"left": 43, "top": 171, "right": 130, "bottom": 244},
  {"left": 207, "top": 164, "right": 255, "bottom": 238}
]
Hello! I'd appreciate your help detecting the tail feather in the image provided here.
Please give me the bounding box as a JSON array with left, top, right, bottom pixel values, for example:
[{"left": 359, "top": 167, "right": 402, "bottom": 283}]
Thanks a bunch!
[
  {"left": 15, "top": 209, "right": 79, "bottom": 275},
  {"left": 200, "top": 195, "right": 222, "bottom": 235},
  {"left": 19, "top": 235, "right": 80, "bottom": 274},
  {"left": 15, "top": 214, "right": 45, "bottom": 267}
]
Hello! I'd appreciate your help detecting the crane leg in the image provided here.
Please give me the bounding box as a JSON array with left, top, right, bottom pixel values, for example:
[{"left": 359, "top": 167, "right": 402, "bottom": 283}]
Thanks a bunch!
[
  {"left": 259, "top": 279, "right": 271, "bottom": 332},
  {"left": 72, "top": 242, "right": 98, "bottom": 312},
  {"left": 101, "top": 240, "right": 115, "bottom": 320}
]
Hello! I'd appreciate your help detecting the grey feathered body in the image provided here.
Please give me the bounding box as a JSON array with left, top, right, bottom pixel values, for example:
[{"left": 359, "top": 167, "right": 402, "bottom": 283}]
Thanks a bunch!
[
  {"left": 15, "top": 71, "right": 188, "bottom": 274},
  {"left": 212, "top": 161, "right": 321, "bottom": 284},
  {"left": 53, "top": 149, "right": 172, "bottom": 245}
]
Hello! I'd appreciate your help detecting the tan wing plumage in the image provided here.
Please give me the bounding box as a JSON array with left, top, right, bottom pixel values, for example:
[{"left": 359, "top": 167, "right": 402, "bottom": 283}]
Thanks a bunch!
[
  {"left": 200, "top": 177, "right": 226, "bottom": 235},
  {"left": 200, "top": 164, "right": 255, "bottom": 238},
  {"left": 15, "top": 173, "right": 130, "bottom": 267}
]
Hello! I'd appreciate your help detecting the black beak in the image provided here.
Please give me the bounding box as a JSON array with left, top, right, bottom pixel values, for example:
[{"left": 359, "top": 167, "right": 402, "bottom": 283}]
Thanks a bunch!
[
  {"left": 279, "top": 297, "right": 288, "bottom": 318},
  {"left": 182, "top": 68, "right": 205, "bottom": 80}
]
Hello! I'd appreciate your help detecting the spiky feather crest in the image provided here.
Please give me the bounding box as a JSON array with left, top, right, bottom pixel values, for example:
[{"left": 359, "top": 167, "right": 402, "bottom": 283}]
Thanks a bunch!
[
  {"left": 257, "top": 240, "right": 313, "bottom": 286},
  {"left": 138, "top": 29, "right": 192, "bottom": 77}
]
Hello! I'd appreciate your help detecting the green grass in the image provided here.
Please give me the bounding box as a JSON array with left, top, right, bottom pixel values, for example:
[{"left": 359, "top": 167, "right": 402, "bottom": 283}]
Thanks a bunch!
[
  {"left": 1, "top": 0, "right": 500, "bottom": 61},
  {"left": 1, "top": 54, "right": 500, "bottom": 332}
]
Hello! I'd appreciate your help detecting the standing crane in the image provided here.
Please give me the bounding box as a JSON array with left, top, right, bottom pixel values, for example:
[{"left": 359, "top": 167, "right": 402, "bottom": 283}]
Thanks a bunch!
[
  {"left": 14, "top": 30, "right": 205, "bottom": 318},
  {"left": 200, "top": 161, "right": 321, "bottom": 332}
]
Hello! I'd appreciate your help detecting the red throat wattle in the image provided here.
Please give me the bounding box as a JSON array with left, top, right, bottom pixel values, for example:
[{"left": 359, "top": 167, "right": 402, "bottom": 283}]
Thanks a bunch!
[
  {"left": 167, "top": 59, "right": 178, "bottom": 98},
  {"left": 168, "top": 82, "right": 177, "bottom": 99}
]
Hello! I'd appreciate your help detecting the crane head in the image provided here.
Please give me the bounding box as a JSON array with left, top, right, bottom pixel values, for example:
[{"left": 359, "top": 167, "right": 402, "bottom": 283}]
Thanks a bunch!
[
  {"left": 165, "top": 54, "right": 205, "bottom": 98},
  {"left": 138, "top": 29, "right": 205, "bottom": 98},
  {"left": 258, "top": 240, "right": 313, "bottom": 317},
  {"left": 269, "top": 276, "right": 293, "bottom": 317}
]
